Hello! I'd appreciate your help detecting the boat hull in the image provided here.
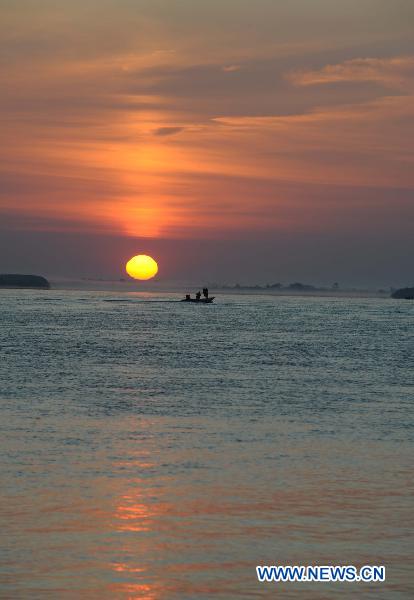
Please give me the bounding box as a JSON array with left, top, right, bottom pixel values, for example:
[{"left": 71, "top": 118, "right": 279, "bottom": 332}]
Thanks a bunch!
[{"left": 181, "top": 297, "right": 215, "bottom": 303}]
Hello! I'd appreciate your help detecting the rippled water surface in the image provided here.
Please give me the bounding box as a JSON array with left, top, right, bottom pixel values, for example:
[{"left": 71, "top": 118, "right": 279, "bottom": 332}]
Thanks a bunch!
[{"left": 1, "top": 290, "right": 413, "bottom": 599}]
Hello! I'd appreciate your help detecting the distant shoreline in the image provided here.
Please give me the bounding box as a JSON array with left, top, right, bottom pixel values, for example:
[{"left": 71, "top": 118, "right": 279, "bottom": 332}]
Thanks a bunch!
[
  {"left": 2, "top": 275, "right": 405, "bottom": 299},
  {"left": 24, "top": 278, "right": 392, "bottom": 298},
  {"left": 211, "top": 288, "right": 390, "bottom": 299},
  {"left": 0, "top": 274, "right": 50, "bottom": 289}
]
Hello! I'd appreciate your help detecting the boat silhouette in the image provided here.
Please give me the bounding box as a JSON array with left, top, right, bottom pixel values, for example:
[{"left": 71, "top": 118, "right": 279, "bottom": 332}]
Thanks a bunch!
[{"left": 181, "top": 296, "right": 215, "bottom": 303}]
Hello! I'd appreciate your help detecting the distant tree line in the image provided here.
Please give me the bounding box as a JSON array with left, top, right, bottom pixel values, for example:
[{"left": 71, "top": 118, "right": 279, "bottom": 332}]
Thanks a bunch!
[
  {"left": 0, "top": 274, "right": 50, "bottom": 288},
  {"left": 391, "top": 287, "right": 414, "bottom": 299},
  {"left": 216, "top": 281, "right": 341, "bottom": 291}
]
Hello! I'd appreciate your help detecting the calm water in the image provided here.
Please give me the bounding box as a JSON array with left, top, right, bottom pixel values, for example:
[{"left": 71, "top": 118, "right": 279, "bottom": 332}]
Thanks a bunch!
[{"left": 0, "top": 290, "right": 413, "bottom": 599}]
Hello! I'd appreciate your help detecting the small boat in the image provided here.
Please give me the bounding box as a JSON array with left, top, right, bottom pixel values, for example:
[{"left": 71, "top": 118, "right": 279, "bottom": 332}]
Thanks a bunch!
[{"left": 181, "top": 296, "right": 215, "bottom": 303}]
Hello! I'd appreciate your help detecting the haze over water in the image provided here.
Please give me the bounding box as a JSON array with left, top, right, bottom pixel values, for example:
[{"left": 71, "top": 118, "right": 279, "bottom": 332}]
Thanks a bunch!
[{"left": 0, "top": 290, "right": 413, "bottom": 598}]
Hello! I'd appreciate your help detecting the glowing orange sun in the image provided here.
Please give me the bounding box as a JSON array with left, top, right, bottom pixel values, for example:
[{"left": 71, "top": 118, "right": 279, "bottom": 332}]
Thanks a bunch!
[{"left": 126, "top": 255, "right": 158, "bottom": 280}]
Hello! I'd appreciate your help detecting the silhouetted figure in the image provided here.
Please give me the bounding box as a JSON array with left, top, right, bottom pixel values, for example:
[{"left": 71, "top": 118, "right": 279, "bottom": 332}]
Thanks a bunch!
[
  {"left": 196, "top": 291, "right": 201, "bottom": 301},
  {"left": 203, "top": 287, "right": 209, "bottom": 298},
  {"left": 185, "top": 294, "right": 191, "bottom": 301}
]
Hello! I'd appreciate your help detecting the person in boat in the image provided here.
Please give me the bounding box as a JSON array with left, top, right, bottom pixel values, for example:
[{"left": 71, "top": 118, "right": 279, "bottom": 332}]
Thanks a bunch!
[
  {"left": 203, "top": 287, "right": 209, "bottom": 298},
  {"left": 195, "top": 290, "right": 201, "bottom": 301},
  {"left": 185, "top": 294, "right": 191, "bottom": 301}
]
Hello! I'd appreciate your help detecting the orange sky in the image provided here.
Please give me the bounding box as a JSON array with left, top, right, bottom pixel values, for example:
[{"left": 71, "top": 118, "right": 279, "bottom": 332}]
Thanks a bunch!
[{"left": 1, "top": 1, "right": 413, "bottom": 284}]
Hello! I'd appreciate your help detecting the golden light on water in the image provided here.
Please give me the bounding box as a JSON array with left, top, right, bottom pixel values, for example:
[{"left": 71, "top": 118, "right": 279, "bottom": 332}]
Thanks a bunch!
[{"left": 126, "top": 255, "right": 158, "bottom": 280}]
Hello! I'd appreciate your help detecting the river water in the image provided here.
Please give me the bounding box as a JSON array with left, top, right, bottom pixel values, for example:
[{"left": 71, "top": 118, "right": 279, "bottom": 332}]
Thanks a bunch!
[{"left": 0, "top": 290, "right": 413, "bottom": 598}]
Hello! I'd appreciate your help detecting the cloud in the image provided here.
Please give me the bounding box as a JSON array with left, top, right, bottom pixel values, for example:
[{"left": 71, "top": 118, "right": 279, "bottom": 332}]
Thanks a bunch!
[
  {"left": 222, "top": 65, "right": 242, "bottom": 72},
  {"left": 212, "top": 93, "right": 414, "bottom": 189},
  {"left": 288, "top": 56, "right": 414, "bottom": 90},
  {"left": 153, "top": 126, "right": 185, "bottom": 136}
]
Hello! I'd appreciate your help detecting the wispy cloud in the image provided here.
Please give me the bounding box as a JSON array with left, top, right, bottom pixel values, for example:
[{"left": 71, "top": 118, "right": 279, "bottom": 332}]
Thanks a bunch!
[
  {"left": 288, "top": 56, "right": 414, "bottom": 90},
  {"left": 153, "top": 126, "right": 185, "bottom": 137},
  {"left": 222, "top": 65, "right": 242, "bottom": 72},
  {"left": 1, "top": 0, "right": 414, "bottom": 262}
]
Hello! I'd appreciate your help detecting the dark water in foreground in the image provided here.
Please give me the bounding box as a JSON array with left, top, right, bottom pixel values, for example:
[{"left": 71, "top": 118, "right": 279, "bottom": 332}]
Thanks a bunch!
[{"left": 0, "top": 290, "right": 413, "bottom": 599}]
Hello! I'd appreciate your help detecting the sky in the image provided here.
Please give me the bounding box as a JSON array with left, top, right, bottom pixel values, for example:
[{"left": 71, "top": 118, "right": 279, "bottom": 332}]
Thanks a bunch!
[{"left": 1, "top": 0, "right": 413, "bottom": 286}]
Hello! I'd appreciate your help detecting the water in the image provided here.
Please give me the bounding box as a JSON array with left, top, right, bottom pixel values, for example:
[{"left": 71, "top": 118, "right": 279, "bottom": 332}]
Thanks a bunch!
[{"left": 0, "top": 290, "right": 413, "bottom": 599}]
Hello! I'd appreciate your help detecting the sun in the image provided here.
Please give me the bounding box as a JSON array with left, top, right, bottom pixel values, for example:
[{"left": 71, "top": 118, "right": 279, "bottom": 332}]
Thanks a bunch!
[{"left": 126, "top": 255, "right": 158, "bottom": 280}]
